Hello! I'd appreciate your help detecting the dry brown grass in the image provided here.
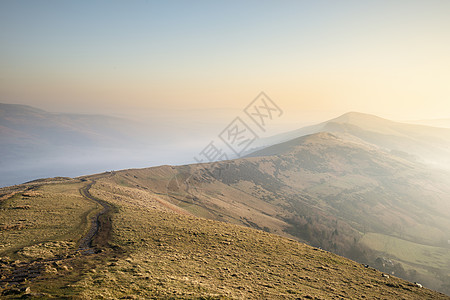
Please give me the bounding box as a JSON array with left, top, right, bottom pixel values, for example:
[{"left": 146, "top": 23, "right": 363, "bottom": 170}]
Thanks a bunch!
[
  {"left": 0, "top": 174, "right": 448, "bottom": 299},
  {"left": 65, "top": 179, "right": 448, "bottom": 299},
  {"left": 0, "top": 181, "right": 100, "bottom": 257}
]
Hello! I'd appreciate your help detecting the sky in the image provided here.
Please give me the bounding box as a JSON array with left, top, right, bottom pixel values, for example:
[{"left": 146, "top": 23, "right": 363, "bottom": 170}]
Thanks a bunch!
[{"left": 1, "top": 0, "right": 450, "bottom": 125}]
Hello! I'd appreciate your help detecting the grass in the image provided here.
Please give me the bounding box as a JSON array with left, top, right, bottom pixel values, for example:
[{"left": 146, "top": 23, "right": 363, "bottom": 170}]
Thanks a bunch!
[
  {"left": 89, "top": 161, "right": 450, "bottom": 294},
  {"left": 0, "top": 174, "right": 449, "bottom": 299},
  {"left": 64, "top": 178, "right": 447, "bottom": 299},
  {"left": 0, "top": 180, "right": 100, "bottom": 259},
  {"left": 360, "top": 233, "right": 450, "bottom": 270}
]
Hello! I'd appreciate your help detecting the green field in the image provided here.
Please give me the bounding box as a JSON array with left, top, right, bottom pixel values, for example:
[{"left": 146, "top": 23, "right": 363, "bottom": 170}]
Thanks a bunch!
[{"left": 360, "top": 233, "right": 450, "bottom": 270}]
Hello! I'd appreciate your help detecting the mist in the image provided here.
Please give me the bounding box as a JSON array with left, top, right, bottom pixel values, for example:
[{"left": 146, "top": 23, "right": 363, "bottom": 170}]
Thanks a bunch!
[{"left": 0, "top": 102, "right": 308, "bottom": 187}]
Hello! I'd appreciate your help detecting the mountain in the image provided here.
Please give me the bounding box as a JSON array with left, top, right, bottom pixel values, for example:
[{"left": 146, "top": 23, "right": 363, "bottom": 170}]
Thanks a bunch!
[
  {"left": 0, "top": 174, "right": 447, "bottom": 299},
  {"left": 2, "top": 111, "right": 450, "bottom": 296},
  {"left": 253, "top": 112, "right": 450, "bottom": 168},
  {"left": 0, "top": 103, "right": 143, "bottom": 147},
  {"left": 0, "top": 103, "right": 235, "bottom": 187},
  {"left": 0, "top": 103, "right": 157, "bottom": 187},
  {"left": 89, "top": 131, "right": 450, "bottom": 294}
]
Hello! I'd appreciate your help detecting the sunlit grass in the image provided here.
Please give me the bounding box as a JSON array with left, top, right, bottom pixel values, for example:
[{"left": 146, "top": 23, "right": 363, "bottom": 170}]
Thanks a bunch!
[
  {"left": 361, "top": 233, "right": 450, "bottom": 270},
  {"left": 0, "top": 181, "right": 100, "bottom": 259}
]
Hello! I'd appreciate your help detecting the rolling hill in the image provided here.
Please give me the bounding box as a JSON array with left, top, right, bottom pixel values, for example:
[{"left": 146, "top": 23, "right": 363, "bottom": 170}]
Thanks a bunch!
[
  {"left": 95, "top": 130, "right": 450, "bottom": 294},
  {"left": 254, "top": 112, "right": 450, "bottom": 168},
  {"left": 1, "top": 111, "right": 450, "bottom": 297},
  {"left": 0, "top": 175, "right": 447, "bottom": 299}
]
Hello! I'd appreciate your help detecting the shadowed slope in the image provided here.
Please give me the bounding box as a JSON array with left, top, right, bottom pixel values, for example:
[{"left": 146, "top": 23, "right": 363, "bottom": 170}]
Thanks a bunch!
[
  {"left": 104, "top": 132, "right": 450, "bottom": 294},
  {"left": 1, "top": 171, "right": 448, "bottom": 298}
]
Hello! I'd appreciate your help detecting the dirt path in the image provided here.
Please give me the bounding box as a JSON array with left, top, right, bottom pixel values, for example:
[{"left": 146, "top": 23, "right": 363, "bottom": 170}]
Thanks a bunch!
[
  {"left": 0, "top": 179, "right": 115, "bottom": 292},
  {"left": 78, "top": 180, "right": 113, "bottom": 251}
]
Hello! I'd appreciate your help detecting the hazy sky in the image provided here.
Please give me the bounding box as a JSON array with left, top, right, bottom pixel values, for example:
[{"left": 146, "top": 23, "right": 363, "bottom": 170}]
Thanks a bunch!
[{"left": 1, "top": 0, "right": 450, "bottom": 122}]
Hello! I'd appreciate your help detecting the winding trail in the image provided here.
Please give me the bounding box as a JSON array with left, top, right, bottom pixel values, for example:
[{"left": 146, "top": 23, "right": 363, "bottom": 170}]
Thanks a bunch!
[
  {"left": 0, "top": 178, "right": 115, "bottom": 290},
  {"left": 78, "top": 180, "right": 113, "bottom": 251}
]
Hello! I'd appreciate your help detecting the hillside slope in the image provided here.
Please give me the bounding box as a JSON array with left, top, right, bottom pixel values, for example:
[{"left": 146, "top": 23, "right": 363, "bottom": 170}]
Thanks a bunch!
[
  {"left": 98, "top": 132, "right": 450, "bottom": 294},
  {"left": 0, "top": 176, "right": 447, "bottom": 299},
  {"left": 254, "top": 112, "right": 450, "bottom": 167}
]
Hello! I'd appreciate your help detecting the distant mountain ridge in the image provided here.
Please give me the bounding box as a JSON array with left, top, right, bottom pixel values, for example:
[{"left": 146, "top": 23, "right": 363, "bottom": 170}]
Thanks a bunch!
[
  {"left": 3, "top": 104, "right": 450, "bottom": 187},
  {"left": 0, "top": 103, "right": 153, "bottom": 187},
  {"left": 0, "top": 103, "right": 143, "bottom": 147},
  {"left": 2, "top": 106, "right": 450, "bottom": 294},
  {"left": 253, "top": 112, "right": 450, "bottom": 167}
]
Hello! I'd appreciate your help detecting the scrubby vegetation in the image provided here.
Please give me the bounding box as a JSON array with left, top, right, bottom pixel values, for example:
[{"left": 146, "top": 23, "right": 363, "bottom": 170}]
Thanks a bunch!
[
  {"left": 1, "top": 173, "right": 448, "bottom": 298},
  {"left": 0, "top": 180, "right": 100, "bottom": 256}
]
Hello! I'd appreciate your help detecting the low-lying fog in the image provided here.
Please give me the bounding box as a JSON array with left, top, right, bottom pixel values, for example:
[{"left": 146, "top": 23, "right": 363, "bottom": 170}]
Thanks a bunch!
[{"left": 0, "top": 105, "right": 308, "bottom": 187}]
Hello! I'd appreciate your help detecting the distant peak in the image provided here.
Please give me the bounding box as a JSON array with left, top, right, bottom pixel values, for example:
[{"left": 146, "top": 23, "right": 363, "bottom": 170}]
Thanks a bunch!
[
  {"left": 0, "top": 103, "right": 47, "bottom": 114},
  {"left": 328, "top": 112, "right": 392, "bottom": 127},
  {"left": 334, "top": 111, "right": 387, "bottom": 121},
  {"left": 309, "top": 132, "right": 338, "bottom": 139}
]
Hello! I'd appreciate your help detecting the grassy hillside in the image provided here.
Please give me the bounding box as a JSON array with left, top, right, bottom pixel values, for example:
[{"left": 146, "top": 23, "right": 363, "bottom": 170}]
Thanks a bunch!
[
  {"left": 2, "top": 113, "right": 450, "bottom": 297},
  {"left": 1, "top": 175, "right": 448, "bottom": 299},
  {"left": 257, "top": 112, "right": 450, "bottom": 167},
  {"left": 92, "top": 132, "right": 450, "bottom": 294},
  {"left": 0, "top": 178, "right": 100, "bottom": 257}
]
